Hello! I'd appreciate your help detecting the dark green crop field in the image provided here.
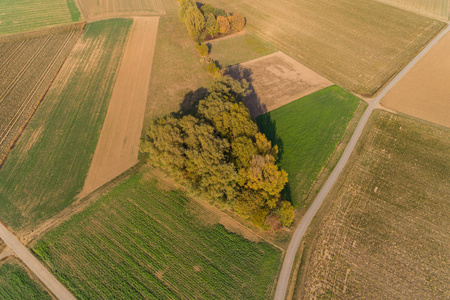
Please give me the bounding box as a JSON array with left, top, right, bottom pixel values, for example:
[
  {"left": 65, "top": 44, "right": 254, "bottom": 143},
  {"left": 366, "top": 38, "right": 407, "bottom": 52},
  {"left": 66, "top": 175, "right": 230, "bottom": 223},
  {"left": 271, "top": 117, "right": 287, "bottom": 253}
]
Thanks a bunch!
[
  {"left": 258, "top": 86, "right": 365, "bottom": 208},
  {"left": 33, "top": 171, "right": 282, "bottom": 299}
]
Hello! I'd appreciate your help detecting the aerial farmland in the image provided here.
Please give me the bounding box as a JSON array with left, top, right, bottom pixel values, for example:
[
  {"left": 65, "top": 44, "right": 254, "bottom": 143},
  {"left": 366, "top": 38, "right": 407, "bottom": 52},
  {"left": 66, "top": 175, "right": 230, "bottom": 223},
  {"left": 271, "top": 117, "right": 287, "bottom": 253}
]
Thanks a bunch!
[{"left": 0, "top": 0, "right": 448, "bottom": 299}]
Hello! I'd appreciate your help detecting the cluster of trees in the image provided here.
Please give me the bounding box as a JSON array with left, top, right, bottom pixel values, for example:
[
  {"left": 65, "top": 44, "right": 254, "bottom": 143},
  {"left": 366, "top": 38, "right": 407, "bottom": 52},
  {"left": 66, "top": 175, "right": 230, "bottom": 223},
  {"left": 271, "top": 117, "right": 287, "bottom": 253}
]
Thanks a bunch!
[
  {"left": 178, "top": 0, "right": 246, "bottom": 42},
  {"left": 141, "top": 76, "right": 294, "bottom": 228}
]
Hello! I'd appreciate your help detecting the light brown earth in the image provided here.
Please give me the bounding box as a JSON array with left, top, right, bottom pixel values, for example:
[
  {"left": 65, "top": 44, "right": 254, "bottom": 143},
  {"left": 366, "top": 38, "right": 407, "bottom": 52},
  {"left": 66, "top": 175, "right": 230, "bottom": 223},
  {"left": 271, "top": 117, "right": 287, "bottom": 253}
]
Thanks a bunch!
[
  {"left": 228, "top": 51, "right": 332, "bottom": 117},
  {"left": 382, "top": 31, "right": 450, "bottom": 128},
  {"left": 80, "top": 17, "right": 159, "bottom": 197},
  {"left": 375, "top": 0, "right": 449, "bottom": 20},
  {"left": 76, "top": 0, "right": 165, "bottom": 21},
  {"left": 297, "top": 111, "right": 450, "bottom": 299}
]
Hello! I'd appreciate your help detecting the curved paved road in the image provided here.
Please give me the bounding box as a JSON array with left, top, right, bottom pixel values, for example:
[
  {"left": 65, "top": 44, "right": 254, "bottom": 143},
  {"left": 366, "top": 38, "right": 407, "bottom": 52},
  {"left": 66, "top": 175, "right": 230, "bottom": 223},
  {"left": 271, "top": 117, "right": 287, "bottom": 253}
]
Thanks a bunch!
[
  {"left": 0, "top": 223, "right": 76, "bottom": 300},
  {"left": 274, "top": 24, "right": 450, "bottom": 300}
]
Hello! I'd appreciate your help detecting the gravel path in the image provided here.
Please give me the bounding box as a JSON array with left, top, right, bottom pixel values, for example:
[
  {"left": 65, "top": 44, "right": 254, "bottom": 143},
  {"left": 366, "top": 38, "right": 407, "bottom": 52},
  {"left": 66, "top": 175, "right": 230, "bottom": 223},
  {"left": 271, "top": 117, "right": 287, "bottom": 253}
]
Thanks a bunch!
[
  {"left": 273, "top": 23, "right": 450, "bottom": 300},
  {"left": 0, "top": 222, "right": 76, "bottom": 300}
]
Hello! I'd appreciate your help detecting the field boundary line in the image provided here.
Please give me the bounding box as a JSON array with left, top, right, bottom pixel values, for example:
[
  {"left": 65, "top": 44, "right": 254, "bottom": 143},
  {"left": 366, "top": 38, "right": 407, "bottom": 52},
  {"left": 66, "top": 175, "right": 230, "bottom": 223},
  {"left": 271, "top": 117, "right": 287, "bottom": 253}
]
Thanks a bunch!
[{"left": 274, "top": 22, "right": 450, "bottom": 300}]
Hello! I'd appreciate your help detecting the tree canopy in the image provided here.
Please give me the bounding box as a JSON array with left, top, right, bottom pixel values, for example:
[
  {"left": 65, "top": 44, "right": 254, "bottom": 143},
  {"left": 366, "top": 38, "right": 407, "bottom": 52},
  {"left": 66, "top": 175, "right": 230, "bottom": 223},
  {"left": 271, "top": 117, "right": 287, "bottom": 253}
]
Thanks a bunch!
[{"left": 141, "top": 76, "right": 294, "bottom": 228}]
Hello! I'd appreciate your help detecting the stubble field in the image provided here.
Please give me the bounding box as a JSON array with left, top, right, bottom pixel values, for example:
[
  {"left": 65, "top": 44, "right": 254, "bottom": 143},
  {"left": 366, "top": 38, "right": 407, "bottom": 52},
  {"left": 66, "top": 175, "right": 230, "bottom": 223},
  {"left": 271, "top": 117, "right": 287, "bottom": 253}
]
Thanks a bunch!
[
  {"left": 0, "top": 19, "right": 131, "bottom": 232},
  {"left": 375, "top": 0, "right": 449, "bottom": 20},
  {"left": 257, "top": 86, "right": 365, "bottom": 208},
  {"left": 0, "top": 0, "right": 80, "bottom": 35},
  {"left": 0, "top": 258, "right": 52, "bottom": 299},
  {"left": 296, "top": 111, "right": 450, "bottom": 299},
  {"left": 382, "top": 31, "right": 450, "bottom": 128},
  {"left": 75, "top": 0, "right": 166, "bottom": 20},
  {"left": 0, "top": 26, "right": 81, "bottom": 164},
  {"left": 33, "top": 172, "right": 282, "bottom": 299},
  {"left": 204, "top": 0, "right": 444, "bottom": 96}
]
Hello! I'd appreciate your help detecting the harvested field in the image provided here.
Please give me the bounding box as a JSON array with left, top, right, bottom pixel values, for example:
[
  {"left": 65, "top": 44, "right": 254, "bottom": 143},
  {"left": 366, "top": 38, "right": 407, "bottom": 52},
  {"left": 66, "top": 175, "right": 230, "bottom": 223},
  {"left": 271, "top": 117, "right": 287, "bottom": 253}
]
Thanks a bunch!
[
  {"left": 0, "top": 19, "right": 131, "bottom": 232},
  {"left": 229, "top": 52, "right": 332, "bottom": 117},
  {"left": 381, "top": 31, "right": 450, "bottom": 128},
  {"left": 145, "top": 15, "right": 211, "bottom": 122},
  {"left": 81, "top": 17, "right": 160, "bottom": 197},
  {"left": 76, "top": 0, "right": 165, "bottom": 20},
  {"left": 34, "top": 172, "right": 282, "bottom": 299},
  {"left": 0, "top": 0, "right": 80, "bottom": 35},
  {"left": 257, "top": 86, "right": 364, "bottom": 208},
  {"left": 204, "top": 0, "right": 445, "bottom": 96},
  {"left": 0, "top": 258, "right": 53, "bottom": 299},
  {"left": 209, "top": 32, "right": 278, "bottom": 67},
  {"left": 375, "top": 0, "right": 449, "bottom": 20},
  {"left": 296, "top": 111, "right": 450, "bottom": 299},
  {"left": 0, "top": 26, "right": 81, "bottom": 164}
]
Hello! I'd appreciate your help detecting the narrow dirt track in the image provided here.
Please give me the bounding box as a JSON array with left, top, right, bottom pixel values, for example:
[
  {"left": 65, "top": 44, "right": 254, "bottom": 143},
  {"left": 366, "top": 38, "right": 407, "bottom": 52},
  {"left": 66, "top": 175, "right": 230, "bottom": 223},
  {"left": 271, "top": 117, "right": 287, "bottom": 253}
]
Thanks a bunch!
[
  {"left": 0, "top": 223, "right": 75, "bottom": 300},
  {"left": 81, "top": 17, "right": 159, "bottom": 197},
  {"left": 274, "top": 24, "right": 450, "bottom": 300}
]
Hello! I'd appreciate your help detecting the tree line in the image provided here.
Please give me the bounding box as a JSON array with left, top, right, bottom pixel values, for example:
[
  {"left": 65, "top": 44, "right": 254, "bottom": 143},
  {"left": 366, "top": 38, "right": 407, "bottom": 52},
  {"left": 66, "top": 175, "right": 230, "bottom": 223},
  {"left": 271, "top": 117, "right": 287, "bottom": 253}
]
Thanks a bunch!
[
  {"left": 178, "top": 0, "right": 246, "bottom": 43},
  {"left": 141, "top": 76, "right": 294, "bottom": 228}
]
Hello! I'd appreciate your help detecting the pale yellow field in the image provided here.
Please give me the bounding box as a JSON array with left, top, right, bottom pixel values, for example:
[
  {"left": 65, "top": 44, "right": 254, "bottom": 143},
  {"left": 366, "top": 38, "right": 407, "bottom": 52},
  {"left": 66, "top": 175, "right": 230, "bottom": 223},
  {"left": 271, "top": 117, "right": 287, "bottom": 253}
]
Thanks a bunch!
[
  {"left": 375, "top": 0, "right": 449, "bottom": 20},
  {"left": 75, "top": 0, "right": 166, "bottom": 20}
]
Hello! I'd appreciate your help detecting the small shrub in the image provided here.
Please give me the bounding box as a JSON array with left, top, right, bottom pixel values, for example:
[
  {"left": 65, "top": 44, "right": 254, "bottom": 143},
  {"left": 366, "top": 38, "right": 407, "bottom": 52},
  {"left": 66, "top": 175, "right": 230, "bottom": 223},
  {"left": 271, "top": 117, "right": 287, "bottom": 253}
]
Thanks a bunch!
[
  {"left": 196, "top": 43, "right": 209, "bottom": 56},
  {"left": 207, "top": 61, "right": 220, "bottom": 76},
  {"left": 277, "top": 201, "right": 295, "bottom": 227}
]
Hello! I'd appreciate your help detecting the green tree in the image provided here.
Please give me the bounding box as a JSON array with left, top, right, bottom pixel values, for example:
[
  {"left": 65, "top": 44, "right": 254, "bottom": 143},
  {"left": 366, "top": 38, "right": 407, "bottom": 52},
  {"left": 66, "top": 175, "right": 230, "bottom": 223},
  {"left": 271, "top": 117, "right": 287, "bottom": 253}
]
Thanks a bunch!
[
  {"left": 184, "top": 6, "right": 206, "bottom": 42},
  {"left": 205, "top": 13, "right": 219, "bottom": 37},
  {"left": 196, "top": 43, "right": 209, "bottom": 56},
  {"left": 214, "top": 8, "right": 227, "bottom": 17},
  {"left": 201, "top": 4, "right": 215, "bottom": 16}
]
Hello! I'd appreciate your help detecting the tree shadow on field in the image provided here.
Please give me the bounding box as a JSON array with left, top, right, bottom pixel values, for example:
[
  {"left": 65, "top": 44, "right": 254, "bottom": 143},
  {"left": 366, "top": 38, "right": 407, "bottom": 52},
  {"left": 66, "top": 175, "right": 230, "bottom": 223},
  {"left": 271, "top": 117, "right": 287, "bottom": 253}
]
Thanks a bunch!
[
  {"left": 179, "top": 87, "right": 208, "bottom": 115},
  {"left": 226, "top": 64, "right": 267, "bottom": 118}
]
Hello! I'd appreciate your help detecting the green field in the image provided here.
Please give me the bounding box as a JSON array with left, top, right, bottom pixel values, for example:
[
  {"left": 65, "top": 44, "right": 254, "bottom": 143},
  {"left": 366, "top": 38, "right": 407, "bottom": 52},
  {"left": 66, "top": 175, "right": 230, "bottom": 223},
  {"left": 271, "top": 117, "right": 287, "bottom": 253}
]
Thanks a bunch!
[
  {"left": 209, "top": 33, "right": 278, "bottom": 67},
  {"left": 33, "top": 171, "right": 282, "bottom": 299},
  {"left": 0, "top": 259, "right": 52, "bottom": 299},
  {"left": 257, "top": 86, "right": 365, "bottom": 207},
  {"left": 0, "top": 19, "right": 132, "bottom": 231},
  {"left": 203, "top": 0, "right": 444, "bottom": 95},
  {"left": 375, "top": 0, "right": 449, "bottom": 20},
  {"left": 0, "top": 0, "right": 81, "bottom": 35},
  {"left": 297, "top": 111, "right": 450, "bottom": 298}
]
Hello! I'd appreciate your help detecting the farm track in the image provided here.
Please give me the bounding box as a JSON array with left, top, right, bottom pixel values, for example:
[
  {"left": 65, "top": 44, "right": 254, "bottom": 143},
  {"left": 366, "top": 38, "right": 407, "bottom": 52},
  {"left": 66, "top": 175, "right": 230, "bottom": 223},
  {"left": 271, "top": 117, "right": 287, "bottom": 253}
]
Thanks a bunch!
[{"left": 274, "top": 22, "right": 450, "bottom": 300}]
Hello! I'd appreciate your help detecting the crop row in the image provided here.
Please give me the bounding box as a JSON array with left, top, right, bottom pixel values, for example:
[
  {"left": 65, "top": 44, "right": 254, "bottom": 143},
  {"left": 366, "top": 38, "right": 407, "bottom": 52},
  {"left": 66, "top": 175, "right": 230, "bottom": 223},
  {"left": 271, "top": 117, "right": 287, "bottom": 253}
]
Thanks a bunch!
[{"left": 34, "top": 173, "right": 282, "bottom": 299}]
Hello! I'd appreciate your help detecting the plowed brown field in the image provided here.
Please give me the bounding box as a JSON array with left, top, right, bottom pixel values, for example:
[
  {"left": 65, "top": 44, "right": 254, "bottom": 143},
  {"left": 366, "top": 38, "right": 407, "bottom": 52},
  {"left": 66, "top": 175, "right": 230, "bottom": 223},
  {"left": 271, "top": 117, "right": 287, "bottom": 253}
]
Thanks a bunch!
[
  {"left": 382, "top": 31, "right": 450, "bottom": 128},
  {"left": 76, "top": 0, "right": 165, "bottom": 20},
  {"left": 81, "top": 17, "right": 160, "bottom": 197},
  {"left": 228, "top": 52, "right": 332, "bottom": 117},
  {"left": 0, "top": 27, "right": 81, "bottom": 164}
]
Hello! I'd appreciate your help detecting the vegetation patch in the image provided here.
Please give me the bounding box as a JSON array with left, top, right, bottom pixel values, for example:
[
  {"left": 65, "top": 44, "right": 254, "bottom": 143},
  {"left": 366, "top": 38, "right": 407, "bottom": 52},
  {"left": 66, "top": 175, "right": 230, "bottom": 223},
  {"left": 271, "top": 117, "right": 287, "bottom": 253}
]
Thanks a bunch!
[
  {"left": 142, "top": 76, "right": 294, "bottom": 228},
  {"left": 0, "top": 26, "right": 81, "bottom": 165},
  {"left": 0, "top": 19, "right": 132, "bottom": 231},
  {"left": 75, "top": 0, "right": 165, "bottom": 20},
  {"left": 0, "top": 258, "right": 52, "bottom": 299},
  {"left": 298, "top": 111, "right": 450, "bottom": 298},
  {"left": 0, "top": 0, "right": 80, "bottom": 35},
  {"left": 34, "top": 172, "right": 282, "bottom": 299},
  {"left": 209, "top": 33, "right": 277, "bottom": 67},
  {"left": 257, "top": 86, "right": 363, "bottom": 207},
  {"left": 203, "top": 0, "right": 444, "bottom": 95}
]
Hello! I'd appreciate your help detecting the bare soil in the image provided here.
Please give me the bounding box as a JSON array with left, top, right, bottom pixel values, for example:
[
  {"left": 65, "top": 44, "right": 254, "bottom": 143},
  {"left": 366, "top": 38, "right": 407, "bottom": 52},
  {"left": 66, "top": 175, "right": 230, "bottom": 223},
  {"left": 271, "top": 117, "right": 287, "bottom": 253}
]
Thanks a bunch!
[
  {"left": 382, "top": 31, "right": 450, "bottom": 128},
  {"left": 228, "top": 51, "right": 332, "bottom": 117},
  {"left": 80, "top": 17, "right": 160, "bottom": 197}
]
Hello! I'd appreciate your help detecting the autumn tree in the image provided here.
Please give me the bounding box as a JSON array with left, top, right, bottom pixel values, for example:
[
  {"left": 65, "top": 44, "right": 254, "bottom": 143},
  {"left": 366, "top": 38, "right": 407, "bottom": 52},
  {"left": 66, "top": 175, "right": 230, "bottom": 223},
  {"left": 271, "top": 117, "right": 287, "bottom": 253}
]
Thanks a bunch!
[
  {"left": 205, "top": 13, "right": 219, "bottom": 37},
  {"left": 216, "top": 15, "right": 230, "bottom": 34},
  {"left": 141, "top": 76, "right": 293, "bottom": 228},
  {"left": 230, "top": 13, "right": 245, "bottom": 33}
]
